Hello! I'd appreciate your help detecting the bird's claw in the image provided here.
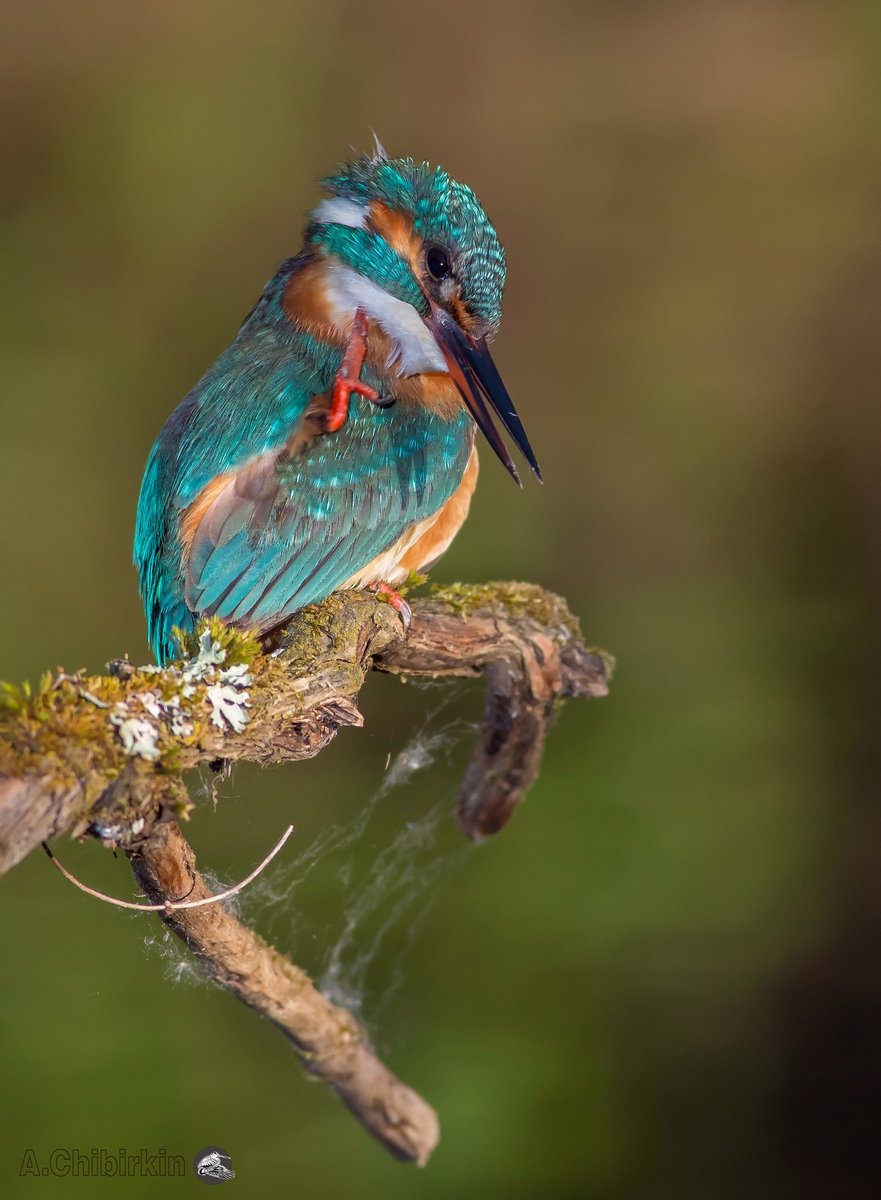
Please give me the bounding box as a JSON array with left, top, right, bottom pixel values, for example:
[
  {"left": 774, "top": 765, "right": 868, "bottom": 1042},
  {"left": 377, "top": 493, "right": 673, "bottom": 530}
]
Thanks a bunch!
[
  {"left": 322, "top": 307, "right": 394, "bottom": 434},
  {"left": 367, "top": 581, "right": 412, "bottom": 632},
  {"left": 323, "top": 377, "right": 380, "bottom": 434}
]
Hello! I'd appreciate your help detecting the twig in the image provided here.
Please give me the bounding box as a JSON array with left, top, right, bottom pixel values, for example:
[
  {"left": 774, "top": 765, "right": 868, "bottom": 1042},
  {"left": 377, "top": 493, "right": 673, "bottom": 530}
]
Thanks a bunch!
[
  {"left": 128, "top": 821, "right": 440, "bottom": 1166},
  {"left": 41, "top": 824, "right": 294, "bottom": 911}
]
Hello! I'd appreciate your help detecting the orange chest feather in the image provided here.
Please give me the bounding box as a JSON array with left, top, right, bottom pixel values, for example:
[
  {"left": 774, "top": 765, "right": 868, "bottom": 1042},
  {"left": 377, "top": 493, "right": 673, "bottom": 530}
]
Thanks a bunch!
[{"left": 395, "top": 445, "right": 479, "bottom": 575}]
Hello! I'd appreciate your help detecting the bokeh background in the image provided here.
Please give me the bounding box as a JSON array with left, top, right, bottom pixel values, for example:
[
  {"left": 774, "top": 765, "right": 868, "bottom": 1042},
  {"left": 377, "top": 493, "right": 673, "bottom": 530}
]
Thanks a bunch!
[{"left": 2, "top": 1, "right": 880, "bottom": 1196}]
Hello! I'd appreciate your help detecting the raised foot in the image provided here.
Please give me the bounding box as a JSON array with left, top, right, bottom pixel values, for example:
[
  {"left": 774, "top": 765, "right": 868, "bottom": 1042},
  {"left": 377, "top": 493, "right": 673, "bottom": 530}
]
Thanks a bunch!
[
  {"left": 324, "top": 308, "right": 394, "bottom": 434},
  {"left": 366, "top": 581, "right": 412, "bottom": 632}
]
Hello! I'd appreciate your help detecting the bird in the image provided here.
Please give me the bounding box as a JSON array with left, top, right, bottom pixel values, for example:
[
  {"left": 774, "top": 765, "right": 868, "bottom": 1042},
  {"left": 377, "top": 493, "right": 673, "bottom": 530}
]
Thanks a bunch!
[{"left": 134, "top": 140, "right": 541, "bottom": 665}]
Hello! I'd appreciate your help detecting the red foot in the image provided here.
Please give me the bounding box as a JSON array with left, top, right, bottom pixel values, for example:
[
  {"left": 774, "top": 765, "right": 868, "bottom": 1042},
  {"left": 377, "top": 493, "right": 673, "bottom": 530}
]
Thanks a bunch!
[
  {"left": 367, "top": 580, "right": 412, "bottom": 631},
  {"left": 324, "top": 308, "right": 381, "bottom": 433}
]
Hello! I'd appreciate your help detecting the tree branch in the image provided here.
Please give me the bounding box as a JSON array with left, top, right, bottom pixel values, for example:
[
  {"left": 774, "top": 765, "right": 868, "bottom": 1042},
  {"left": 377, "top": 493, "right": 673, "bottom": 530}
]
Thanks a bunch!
[
  {"left": 0, "top": 582, "right": 609, "bottom": 871},
  {"left": 128, "top": 820, "right": 441, "bottom": 1165},
  {"left": 0, "top": 580, "right": 610, "bottom": 1165}
]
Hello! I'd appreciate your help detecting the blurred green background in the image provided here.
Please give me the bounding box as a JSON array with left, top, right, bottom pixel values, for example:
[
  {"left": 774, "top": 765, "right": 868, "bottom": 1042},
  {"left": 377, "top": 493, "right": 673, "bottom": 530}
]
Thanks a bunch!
[{"left": 2, "top": 1, "right": 880, "bottom": 1196}]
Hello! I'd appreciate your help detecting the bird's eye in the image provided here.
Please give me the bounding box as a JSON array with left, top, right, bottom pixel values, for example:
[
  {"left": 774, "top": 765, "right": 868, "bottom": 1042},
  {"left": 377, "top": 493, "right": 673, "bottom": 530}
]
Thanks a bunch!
[{"left": 426, "top": 245, "right": 452, "bottom": 281}]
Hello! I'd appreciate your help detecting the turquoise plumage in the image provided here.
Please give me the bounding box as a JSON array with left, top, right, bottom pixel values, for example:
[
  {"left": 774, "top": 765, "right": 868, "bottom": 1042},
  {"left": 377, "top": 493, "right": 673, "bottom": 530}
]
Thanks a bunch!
[{"left": 135, "top": 150, "right": 539, "bottom": 664}]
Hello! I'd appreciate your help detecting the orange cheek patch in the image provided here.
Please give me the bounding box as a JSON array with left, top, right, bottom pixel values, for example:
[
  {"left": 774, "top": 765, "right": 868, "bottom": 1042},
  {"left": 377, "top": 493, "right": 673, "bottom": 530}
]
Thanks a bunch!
[
  {"left": 368, "top": 202, "right": 423, "bottom": 277},
  {"left": 282, "top": 259, "right": 342, "bottom": 343}
]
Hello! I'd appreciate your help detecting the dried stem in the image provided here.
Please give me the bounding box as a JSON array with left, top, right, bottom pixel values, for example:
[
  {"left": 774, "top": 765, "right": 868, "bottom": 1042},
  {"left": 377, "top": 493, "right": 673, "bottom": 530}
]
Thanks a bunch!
[{"left": 42, "top": 824, "right": 294, "bottom": 911}]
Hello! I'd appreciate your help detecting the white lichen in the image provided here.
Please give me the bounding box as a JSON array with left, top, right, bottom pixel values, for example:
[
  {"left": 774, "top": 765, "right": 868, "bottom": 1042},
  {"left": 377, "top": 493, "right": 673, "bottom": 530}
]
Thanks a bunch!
[
  {"left": 109, "top": 633, "right": 253, "bottom": 753},
  {"left": 201, "top": 658, "right": 253, "bottom": 731},
  {"left": 109, "top": 710, "right": 161, "bottom": 760},
  {"left": 138, "top": 690, "right": 194, "bottom": 738},
  {"left": 195, "top": 629, "right": 227, "bottom": 667},
  {"left": 206, "top": 679, "right": 252, "bottom": 732},
  {"left": 108, "top": 628, "right": 252, "bottom": 757}
]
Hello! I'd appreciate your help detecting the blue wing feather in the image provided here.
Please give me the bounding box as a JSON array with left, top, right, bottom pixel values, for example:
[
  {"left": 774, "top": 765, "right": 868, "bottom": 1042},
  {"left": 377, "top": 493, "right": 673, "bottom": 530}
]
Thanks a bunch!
[{"left": 188, "top": 397, "right": 471, "bottom": 630}]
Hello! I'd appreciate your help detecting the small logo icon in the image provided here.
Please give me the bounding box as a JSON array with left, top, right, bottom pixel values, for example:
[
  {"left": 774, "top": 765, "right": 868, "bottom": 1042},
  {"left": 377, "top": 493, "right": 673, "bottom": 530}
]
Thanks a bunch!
[{"left": 193, "top": 1146, "right": 235, "bottom": 1184}]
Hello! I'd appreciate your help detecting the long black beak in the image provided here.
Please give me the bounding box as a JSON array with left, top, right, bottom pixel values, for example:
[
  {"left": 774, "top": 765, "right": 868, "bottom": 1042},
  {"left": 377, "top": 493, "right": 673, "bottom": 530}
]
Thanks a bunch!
[{"left": 426, "top": 304, "right": 542, "bottom": 486}]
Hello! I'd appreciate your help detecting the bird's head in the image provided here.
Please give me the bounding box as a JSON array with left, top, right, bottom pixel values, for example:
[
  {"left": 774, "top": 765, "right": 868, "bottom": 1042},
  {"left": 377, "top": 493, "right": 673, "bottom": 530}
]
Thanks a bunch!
[{"left": 305, "top": 142, "right": 540, "bottom": 483}]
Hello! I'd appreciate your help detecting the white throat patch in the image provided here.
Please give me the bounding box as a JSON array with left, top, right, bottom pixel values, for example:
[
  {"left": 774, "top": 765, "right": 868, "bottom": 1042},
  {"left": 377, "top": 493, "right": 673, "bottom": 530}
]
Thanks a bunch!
[{"left": 322, "top": 263, "right": 447, "bottom": 378}]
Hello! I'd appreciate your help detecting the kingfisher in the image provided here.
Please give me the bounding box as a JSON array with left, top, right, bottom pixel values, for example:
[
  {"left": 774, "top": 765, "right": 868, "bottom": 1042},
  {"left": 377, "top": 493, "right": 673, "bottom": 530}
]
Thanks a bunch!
[{"left": 135, "top": 141, "right": 541, "bottom": 665}]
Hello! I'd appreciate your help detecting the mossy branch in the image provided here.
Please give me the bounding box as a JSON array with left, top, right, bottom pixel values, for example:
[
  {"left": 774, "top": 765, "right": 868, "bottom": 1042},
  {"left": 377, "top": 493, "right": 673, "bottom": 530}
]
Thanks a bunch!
[
  {"left": 0, "top": 580, "right": 610, "bottom": 1165},
  {"left": 0, "top": 581, "right": 609, "bottom": 871}
]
